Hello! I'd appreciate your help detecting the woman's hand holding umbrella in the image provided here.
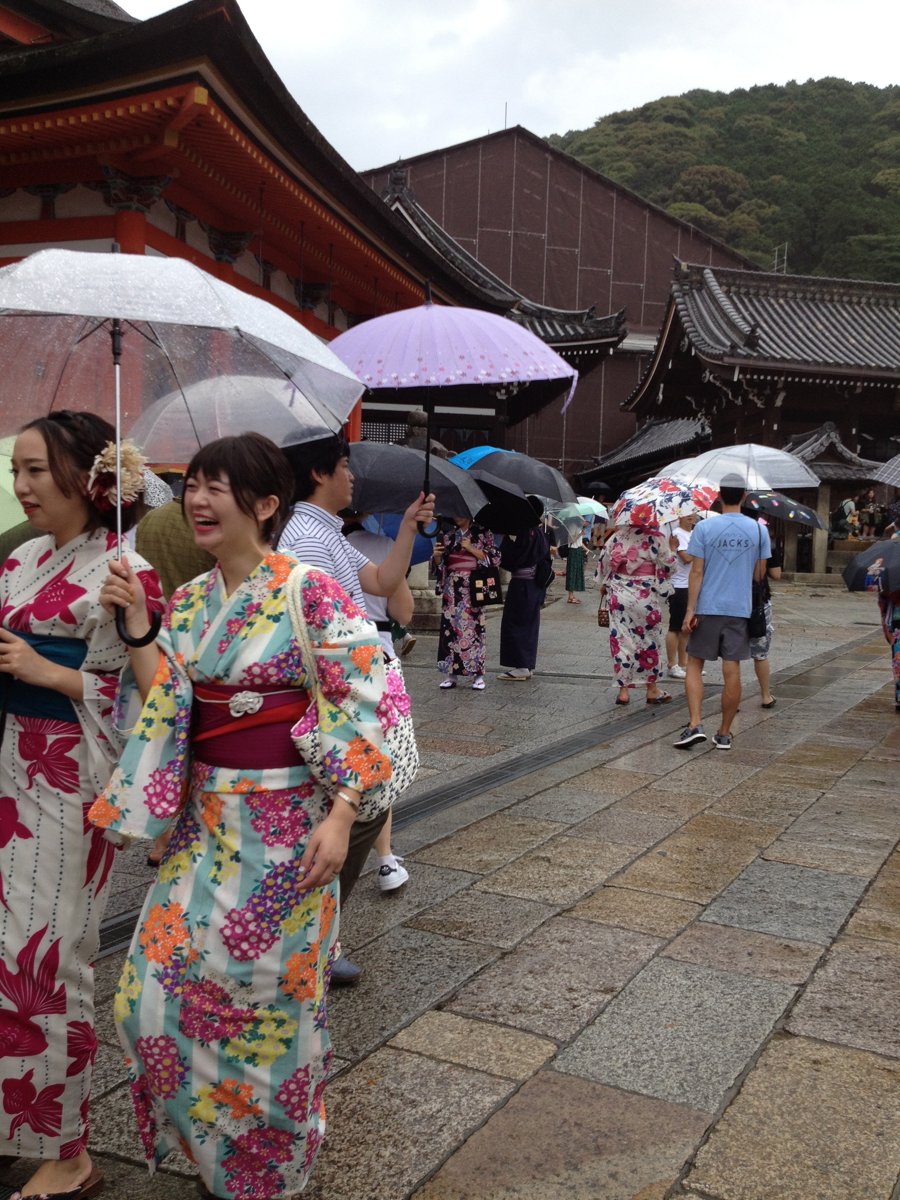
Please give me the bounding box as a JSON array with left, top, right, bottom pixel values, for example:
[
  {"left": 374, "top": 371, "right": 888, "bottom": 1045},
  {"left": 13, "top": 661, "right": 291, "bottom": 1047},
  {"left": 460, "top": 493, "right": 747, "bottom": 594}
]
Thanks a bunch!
[{"left": 101, "top": 558, "right": 160, "bottom": 698}]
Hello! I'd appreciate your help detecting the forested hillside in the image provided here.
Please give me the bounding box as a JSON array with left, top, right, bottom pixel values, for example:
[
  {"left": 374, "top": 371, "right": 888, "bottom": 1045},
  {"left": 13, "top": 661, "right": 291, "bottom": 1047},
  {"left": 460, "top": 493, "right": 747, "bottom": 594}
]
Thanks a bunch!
[{"left": 547, "top": 79, "right": 900, "bottom": 282}]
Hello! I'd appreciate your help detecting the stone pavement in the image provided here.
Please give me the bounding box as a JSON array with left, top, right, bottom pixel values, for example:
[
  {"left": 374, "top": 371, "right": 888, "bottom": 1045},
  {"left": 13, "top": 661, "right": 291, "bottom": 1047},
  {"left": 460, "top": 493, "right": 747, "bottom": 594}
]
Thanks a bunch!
[{"left": 2, "top": 580, "right": 897, "bottom": 1200}]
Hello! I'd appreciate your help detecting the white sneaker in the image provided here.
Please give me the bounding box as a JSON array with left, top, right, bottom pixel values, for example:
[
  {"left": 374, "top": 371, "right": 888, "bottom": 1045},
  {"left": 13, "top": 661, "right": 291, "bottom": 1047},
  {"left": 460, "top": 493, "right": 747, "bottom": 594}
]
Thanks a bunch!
[
  {"left": 377, "top": 857, "right": 409, "bottom": 892},
  {"left": 668, "top": 664, "right": 687, "bottom": 679}
]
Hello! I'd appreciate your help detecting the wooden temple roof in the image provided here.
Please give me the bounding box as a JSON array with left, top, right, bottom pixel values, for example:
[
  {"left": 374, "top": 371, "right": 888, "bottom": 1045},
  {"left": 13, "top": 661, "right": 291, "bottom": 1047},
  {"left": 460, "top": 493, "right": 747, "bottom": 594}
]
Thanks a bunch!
[
  {"left": 0, "top": 0, "right": 135, "bottom": 45},
  {"left": 0, "top": 0, "right": 508, "bottom": 321},
  {"left": 382, "top": 168, "right": 627, "bottom": 354},
  {"left": 628, "top": 262, "right": 900, "bottom": 413},
  {"left": 782, "top": 423, "right": 884, "bottom": 483}
]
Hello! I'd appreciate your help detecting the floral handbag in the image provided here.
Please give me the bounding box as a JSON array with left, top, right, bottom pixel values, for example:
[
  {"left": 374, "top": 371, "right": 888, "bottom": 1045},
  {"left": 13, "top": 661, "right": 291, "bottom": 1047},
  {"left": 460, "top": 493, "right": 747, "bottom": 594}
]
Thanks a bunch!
[{"left": 285, "top": 565, "right": 419, "bottom": 822}]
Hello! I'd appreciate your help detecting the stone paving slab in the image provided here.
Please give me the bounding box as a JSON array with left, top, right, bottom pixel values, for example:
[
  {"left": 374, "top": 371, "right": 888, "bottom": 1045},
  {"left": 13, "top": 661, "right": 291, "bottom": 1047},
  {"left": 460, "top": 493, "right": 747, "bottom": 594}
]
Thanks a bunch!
[
  {"left": 709, "top": 783, "right": 822, "bottom": 828},
  {"left": 412, "top": 1071, "right": 709, "bottom": 1200},
  {"left": 474, "top": 835, "right": 641, "bottom": 905},
  {"left": 409, "top": 812, "right": 566, "bottom": 874},
  {"left": 650, "top": 757, "right": 762, "bottom": 797},
  {"left": 663, "top": 921, "right": 823, "bottom": 986},
  {"left": 511, "top": 785, "right": 618, "bottom": 824},
  {"left": 785, "top": 935, "right": 900, "bottom": 1059},
  {"left": 554, "top": 957, "right": 796, "bottom": 1113},
  {"left": 777, "top": 789, "right": 900, "bottom": 849},
  {"left": 616, "top": 787, "right": 715, "bottom": 821},
  {"left": 340, "top": 861, "right": 479, "bottom": 949},
  {"left": 762, "top": 837, "right": 893, "bottom": 877},
  {"left": 565, "top": 765, "right": 662, "bottom": 797},
  {"left": 700, "top": 859, "right": 871, "bottom": 944},
  {"left": 304, "top": 1047, "right": 514, "bottom": 1200},
  {"left": 406, "top": 887, "right": 558, "bottom": 949},
  {"left": 447, "top": 916, "right": 662, "bottom": 1040},
  {"left": 685, "top": 1035, "right": 900, "bottom": 1200},
  {"left": 612, "top": 814, "right": 779, "bottom": 905},
  {"left": 569, "top": 886, "right": 703, "bottom": 939},
  {"left": 569, "top": 805, "right": 684, "bottom": 850},
  {"left": 388, "top": 1011, "right": 556, "bottom": 1081},
  {"left": 328, "top": 926, "right": 497, "bottom": 1061}
]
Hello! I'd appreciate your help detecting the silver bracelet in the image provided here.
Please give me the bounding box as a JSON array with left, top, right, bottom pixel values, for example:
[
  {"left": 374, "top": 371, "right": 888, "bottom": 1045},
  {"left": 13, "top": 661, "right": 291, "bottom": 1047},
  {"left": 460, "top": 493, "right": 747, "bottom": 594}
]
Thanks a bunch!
[{"left": 335, "top": 788, "right": 360, "bottom": 813}]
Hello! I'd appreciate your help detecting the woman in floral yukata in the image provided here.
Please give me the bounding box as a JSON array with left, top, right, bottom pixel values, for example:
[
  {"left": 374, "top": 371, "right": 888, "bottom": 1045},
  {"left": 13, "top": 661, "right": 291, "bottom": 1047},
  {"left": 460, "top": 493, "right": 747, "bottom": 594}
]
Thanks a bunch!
[
  {"left": 91, "top": 433, "right": 392, "bottom": 1200},
  {"left": 0, "top": 411, "right": 162, "bottom": 1200},
  {"left": 595, "top": 522, "right": 677, "bottom": 707},
  {"left": 435, "top": 517, "right": 500, "bottom": 691}
]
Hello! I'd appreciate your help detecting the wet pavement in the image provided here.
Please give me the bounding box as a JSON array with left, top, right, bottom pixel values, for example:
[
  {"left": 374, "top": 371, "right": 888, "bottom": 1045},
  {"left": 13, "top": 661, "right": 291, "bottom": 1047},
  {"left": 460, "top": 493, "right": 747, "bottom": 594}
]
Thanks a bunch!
[{"left": 2, "top": 577, "right": 897, "bottom": 1199}]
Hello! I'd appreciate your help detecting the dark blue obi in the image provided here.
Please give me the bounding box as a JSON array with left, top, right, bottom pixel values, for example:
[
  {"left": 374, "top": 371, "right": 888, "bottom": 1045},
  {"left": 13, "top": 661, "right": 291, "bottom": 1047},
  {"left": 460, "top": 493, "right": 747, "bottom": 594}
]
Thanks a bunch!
[{"left": 0, "top": 630, "right": 88, "bottom": 724}]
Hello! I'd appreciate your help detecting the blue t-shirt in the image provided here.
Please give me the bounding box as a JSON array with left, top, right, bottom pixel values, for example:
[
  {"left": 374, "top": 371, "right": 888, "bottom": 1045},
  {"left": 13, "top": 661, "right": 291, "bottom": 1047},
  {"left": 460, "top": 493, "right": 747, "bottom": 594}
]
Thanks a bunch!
[{"left": 687, "top": 514, "right": 771, "bottom": 618}]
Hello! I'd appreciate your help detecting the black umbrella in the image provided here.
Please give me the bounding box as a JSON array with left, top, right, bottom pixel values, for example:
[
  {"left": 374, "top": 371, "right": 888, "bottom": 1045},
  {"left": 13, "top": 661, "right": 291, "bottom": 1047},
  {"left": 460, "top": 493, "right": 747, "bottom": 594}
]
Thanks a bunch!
[
  {"left": 348, "top": 442, "right": 487, "bottom": 519},
  {"left": 744, "top": 490, "right": 825, "bottom": 529},
  {"left": 842, "top": 538, "right": 900, "bottom": 593},
  {"left": 468, "top": 469, "right": 540, "bottom": 534},
  {"left": 451, "top": 446, "right": 576, "bottom": 503}
]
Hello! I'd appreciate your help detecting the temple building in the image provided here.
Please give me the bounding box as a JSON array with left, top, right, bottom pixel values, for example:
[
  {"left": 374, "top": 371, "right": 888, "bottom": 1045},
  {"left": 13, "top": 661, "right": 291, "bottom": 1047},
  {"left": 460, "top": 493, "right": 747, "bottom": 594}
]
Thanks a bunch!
[
  {"left": 625, "top": 263, "right": 900, "bottom": 458},
  {"left": 364, "top": 129, "right": 753, "bottom": 472},
  {"left": 0, "top": 0, "right": 625, "bottom": 450},
  {"left": 622, "top": 263, "right": 900, "bottom": 573}
]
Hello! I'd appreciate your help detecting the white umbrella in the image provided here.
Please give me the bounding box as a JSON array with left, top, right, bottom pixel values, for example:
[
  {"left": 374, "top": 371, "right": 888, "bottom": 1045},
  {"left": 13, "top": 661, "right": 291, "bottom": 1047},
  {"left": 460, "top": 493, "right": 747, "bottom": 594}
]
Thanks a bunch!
[
  {"left": 130, "top": 375, "right": 339, "bottom": 463},
  {"left": 0, "top": 248, "right": 364, "bottom": 643},
  {"left": 663, "top": 444, "right": 819, "bottom": 491}
]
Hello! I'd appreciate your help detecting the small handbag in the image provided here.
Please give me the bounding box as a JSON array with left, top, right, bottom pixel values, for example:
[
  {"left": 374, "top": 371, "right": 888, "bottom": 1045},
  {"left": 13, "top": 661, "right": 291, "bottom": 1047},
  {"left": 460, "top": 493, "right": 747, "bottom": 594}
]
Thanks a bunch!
[
  {"left": 285, "top": 565, "right": 419, "bottom": 823},
  {"left": 597, "top": 606, "right": 610, "bottom": 628},
  {"left": 748, "top": 581, "right": 767, "bottom": 639},
  {"left": 469, "top": 566, "right": 503, "bottom": 607},
  {"left": 748, "top": 526, "right": 767, "bottom": 640}
]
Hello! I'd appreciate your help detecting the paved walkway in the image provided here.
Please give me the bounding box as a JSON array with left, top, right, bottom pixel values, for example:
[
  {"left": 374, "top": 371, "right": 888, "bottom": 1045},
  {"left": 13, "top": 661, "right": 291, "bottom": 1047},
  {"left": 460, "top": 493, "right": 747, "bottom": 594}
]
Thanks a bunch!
[{"left": 3, "top": 582, "right": 897, "bottom": 1199}]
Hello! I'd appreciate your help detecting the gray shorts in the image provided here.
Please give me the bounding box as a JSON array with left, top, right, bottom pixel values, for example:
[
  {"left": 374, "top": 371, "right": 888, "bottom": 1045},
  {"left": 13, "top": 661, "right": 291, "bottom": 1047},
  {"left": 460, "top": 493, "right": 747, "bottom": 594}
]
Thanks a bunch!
[{"left": 687, "top": 614, "right": 751, "bottom": 662}]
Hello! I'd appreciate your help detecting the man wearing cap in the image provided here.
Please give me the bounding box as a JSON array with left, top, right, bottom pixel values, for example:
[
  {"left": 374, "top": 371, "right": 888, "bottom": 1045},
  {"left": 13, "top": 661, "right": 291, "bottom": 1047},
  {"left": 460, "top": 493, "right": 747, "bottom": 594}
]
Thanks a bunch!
[{"left": 674, "top": 474, "right": 770, "bottom": 751}]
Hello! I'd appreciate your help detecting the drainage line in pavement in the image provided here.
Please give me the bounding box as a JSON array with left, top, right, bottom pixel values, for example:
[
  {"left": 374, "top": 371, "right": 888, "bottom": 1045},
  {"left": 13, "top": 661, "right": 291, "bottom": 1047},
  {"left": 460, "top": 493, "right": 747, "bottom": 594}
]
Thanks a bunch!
[{"left": 97, "top": 628, "right": 880, "bottom": 959}]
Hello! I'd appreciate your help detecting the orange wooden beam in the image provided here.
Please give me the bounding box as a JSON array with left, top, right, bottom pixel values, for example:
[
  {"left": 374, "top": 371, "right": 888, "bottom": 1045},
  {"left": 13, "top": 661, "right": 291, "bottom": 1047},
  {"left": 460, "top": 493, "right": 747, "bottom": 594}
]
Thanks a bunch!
[{"left": 0, "top": 8, "right": 54, "bottom": 44}]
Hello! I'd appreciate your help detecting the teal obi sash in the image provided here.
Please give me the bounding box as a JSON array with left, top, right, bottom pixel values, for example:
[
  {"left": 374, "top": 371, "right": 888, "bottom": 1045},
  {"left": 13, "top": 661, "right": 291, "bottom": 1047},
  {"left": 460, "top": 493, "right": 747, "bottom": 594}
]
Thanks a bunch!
[{"left": 0, "top": 630, "right": 88, "bottom": 724}]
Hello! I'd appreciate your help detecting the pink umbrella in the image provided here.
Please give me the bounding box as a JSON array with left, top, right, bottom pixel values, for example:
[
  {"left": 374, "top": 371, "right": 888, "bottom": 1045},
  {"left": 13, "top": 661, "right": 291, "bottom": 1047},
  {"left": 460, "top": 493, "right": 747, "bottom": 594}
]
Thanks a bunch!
[{"left": 330, "top": 292, "right": 577, "bottom": 495}]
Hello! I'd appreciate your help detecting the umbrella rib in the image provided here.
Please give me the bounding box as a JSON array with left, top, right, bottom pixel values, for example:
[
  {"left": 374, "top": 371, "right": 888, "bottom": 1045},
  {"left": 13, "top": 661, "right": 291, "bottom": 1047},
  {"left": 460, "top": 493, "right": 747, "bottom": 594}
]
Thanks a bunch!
[{"left": 48, "top": 316, "right": 105, "bottom": 414}]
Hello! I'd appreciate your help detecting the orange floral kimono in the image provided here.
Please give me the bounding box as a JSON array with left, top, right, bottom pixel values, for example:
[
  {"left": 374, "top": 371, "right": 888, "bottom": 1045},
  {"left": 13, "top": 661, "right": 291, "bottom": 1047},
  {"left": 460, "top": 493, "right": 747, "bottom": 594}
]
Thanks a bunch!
[{"left": 90, "top": 555, "right": 391, "bottom": 1199}]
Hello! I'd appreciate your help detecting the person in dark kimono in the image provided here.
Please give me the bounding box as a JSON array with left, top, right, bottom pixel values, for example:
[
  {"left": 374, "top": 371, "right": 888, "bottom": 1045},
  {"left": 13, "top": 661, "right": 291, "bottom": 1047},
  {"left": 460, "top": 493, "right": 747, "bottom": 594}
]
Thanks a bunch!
[{"left": 498, "top": 498, "right": 551, "bottom": 681}]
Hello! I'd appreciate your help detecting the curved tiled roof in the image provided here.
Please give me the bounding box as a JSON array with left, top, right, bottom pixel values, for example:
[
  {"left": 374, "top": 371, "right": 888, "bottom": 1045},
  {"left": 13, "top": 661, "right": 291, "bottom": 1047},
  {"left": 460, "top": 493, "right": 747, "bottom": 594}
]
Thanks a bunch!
[
  {"left": 384, "top": 170, "right": 626, "bottom": 350},
  {"left": 671, "top": 262, "right": 900, "bottom": 375}
]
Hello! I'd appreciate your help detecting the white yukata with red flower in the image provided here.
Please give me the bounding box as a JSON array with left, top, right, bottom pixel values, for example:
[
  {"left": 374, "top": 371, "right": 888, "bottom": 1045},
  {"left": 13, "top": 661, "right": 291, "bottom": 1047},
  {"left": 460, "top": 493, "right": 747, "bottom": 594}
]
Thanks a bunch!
[{"left": 0, "top": 529, "right": 161, "bottom": 1161}]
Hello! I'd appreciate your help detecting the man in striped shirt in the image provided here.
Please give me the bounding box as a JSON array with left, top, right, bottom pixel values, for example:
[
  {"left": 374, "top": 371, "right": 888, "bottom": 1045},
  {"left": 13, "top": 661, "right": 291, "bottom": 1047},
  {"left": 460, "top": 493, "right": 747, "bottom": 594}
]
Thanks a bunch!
[{"left": 279, "top": 434, "right": 434, "bottom": 985}]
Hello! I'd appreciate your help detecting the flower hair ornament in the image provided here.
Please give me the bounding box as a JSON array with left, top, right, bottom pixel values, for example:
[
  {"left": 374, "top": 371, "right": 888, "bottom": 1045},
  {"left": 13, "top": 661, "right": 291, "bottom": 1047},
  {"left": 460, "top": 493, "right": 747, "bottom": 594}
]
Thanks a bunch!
[{"left": 87, "top": 439, "right": 148, "bottom": 511}]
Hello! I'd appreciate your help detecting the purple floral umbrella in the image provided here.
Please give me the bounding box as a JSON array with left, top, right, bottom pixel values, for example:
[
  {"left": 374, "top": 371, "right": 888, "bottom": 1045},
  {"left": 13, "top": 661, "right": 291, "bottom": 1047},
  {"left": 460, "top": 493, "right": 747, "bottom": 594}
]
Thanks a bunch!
[{"left": 330, "top": 294, "right": 577, "bottom": 495}]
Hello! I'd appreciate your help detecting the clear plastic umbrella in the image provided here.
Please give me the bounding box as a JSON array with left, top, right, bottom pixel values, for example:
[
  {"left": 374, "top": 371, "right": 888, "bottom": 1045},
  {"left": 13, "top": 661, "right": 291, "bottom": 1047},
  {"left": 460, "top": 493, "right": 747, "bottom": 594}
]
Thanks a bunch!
[
  {"left": 0, "top": 248, "right": 364, "bottom": 642},
  {"left": 130, "top": 376, "right": 340, "bottom": 463},
  {"left": 663, "top": 444, "right": 819, "bottom": 491}
]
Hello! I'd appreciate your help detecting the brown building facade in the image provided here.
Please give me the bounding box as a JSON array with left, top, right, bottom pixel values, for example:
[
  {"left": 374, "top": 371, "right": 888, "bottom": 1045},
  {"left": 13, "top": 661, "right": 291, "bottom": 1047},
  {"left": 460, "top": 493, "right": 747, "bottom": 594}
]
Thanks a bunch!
[{"left": 365, "top": 128, "right": 754, "bottom": 474}]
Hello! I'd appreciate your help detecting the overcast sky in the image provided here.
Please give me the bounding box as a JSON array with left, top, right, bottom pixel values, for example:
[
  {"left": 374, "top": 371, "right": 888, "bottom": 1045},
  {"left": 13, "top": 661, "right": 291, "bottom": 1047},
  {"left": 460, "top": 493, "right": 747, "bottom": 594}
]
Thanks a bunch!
[{"left": 124, "top": 0, "right": 898, "bottom": 171}]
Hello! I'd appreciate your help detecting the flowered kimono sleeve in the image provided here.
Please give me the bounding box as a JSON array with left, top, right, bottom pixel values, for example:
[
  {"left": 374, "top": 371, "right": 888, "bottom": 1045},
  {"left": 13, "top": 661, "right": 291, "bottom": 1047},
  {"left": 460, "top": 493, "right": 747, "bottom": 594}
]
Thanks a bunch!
[
  {"left": 476, "top": 527, "right": 501, "bottom": 570},
  {"left": 290, "top": 568, "right": 392, "bottom": 794},
  {"left": 88, "top": 614, "right": 192, "bottom": 840}
]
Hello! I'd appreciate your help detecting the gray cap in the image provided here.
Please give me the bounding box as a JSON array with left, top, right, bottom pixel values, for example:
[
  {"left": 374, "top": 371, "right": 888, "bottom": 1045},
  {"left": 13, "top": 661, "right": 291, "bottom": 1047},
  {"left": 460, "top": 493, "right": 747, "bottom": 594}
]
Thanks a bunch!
[{"left": 719, "top": 472, "right": 747, "bottom": 491}]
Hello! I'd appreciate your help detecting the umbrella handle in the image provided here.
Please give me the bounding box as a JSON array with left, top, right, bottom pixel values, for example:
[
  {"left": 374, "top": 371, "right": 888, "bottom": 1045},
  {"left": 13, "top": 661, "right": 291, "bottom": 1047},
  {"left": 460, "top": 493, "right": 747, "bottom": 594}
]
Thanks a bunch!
[
  {"left": 115, "top": 605, "right": 162, "bottom": 648},
  {"left": 417, "top": 519, "right": 439, "bottom": 539}
]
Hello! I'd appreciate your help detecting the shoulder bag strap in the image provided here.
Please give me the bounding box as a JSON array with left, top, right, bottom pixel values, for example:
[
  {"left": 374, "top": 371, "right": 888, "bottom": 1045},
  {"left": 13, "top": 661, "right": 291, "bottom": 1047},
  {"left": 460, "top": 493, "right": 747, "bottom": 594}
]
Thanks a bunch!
[{"left": 286, "top": 564, "right": 319, "bottom": 700}]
